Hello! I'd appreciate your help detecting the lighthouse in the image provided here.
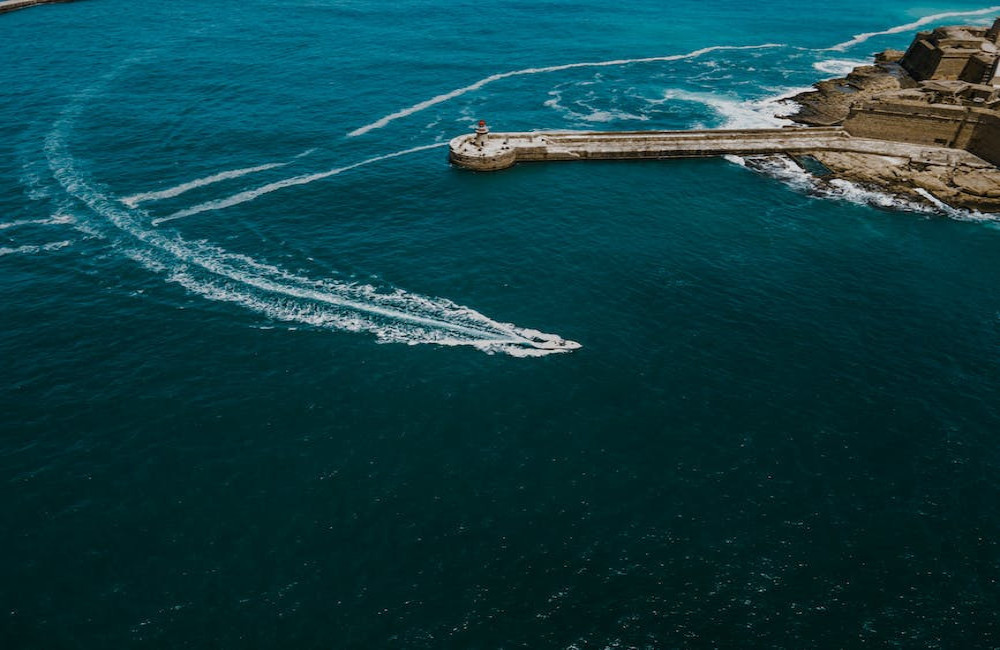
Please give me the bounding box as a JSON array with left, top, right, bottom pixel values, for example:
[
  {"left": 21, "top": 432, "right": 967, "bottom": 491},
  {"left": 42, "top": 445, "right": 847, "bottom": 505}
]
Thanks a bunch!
[{"left": 474, "top": 119, "right": 489, "bottom": 146}]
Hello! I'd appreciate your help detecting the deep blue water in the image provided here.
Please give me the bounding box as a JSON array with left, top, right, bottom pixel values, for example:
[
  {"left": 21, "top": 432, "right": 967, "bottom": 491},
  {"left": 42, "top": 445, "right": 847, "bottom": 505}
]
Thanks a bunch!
[{"left": 3, "top": 1, "right": 1000, "bottom": 647}]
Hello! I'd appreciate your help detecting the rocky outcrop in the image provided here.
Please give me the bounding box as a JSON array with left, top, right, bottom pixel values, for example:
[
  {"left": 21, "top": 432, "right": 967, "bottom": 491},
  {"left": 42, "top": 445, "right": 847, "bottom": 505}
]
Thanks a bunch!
[
  {"left": 783, "top": 43, "right": 1000, "bottom": 213},
  {"left": 789, "top": 52, "right": 914, "bottom": 126},
  {"left": 807, "top": 150, "right": 1000, "bottom": 212}
]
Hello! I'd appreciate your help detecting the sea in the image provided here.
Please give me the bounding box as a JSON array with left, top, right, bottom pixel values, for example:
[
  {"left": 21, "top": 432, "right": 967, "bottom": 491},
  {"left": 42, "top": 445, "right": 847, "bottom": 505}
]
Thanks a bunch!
[{"left": 3, "top": 1, "right": 1000, "bottom": 647}]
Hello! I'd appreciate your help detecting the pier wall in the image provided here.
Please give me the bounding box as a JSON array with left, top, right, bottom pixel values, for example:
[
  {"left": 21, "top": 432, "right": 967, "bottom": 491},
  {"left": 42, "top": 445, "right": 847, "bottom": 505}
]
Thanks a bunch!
[
  {"left": 448, "top": 127, "right": 989, "bottom": 172},
  {"left": 449, "top": 128, "right": 855, "bottom": 171},
  {"left": 0, "top": 0, "right": 75, "bottom": 14}
]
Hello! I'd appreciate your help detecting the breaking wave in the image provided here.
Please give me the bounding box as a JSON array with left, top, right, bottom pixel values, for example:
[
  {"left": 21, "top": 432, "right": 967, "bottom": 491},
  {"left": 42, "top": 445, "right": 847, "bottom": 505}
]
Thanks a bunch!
[
  {"left": 731, "top": 154, "right": 935, "bottom": 210},
  {"left": 45, "top": 84, "right": 578, "bottom": 356},
  {"left": 347, "top": 43, "right": 785, "bottom": 136},
  {"left": 812, "top": 58, "right": 870, "bottom": 76},
  {"left": 654, "top": 87, "right": 808, "bottom": 129},
  {"left": 730, "top": 154, "right": 999, "bottom": 222},
  {"left": 827, "top": 5, "right": 1000, "bottom": 51}
]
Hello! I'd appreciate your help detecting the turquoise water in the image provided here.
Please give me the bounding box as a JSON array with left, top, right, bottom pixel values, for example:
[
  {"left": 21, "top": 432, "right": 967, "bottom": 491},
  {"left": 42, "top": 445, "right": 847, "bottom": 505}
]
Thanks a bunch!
[{"left": 3, "top": 1, "right": 1000, "bottom": 646}]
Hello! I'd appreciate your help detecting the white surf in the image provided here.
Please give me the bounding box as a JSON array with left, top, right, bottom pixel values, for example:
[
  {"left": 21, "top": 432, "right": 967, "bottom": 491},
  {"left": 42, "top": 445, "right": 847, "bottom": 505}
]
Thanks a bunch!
[{"left": 347, "top": 43, "right": 785, "bottom": 137}]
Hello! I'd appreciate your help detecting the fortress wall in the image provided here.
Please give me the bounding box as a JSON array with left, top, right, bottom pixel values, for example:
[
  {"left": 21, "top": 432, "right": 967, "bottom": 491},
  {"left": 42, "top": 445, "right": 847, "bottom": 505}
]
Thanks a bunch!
[
  {"left": 901, "top": 40, "right": 941, "bottom": 80},
  {"left": 844, "top": 104, "right": 970, "bottom": 147},
  {"left": 845, "top": 103, "right": 1000, "bottom": 164},
  {"left": 936, "top": 55, "right": 969, "bottom": 79},
  {"left": 968, "top": 114, "right": 1000, "bottom": 166},
  {"left": 988, "top": 18, "right": 1000, "bottom": 43},
  {"left": 959, "top": 55, "right": 994, "bottom": 83}
]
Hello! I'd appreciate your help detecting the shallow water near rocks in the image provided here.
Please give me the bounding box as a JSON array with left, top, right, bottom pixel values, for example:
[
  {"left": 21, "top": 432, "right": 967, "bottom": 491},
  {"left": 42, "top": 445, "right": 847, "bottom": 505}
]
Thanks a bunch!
[{"left": 3, "top": 1, "right": 1000, "bottom": 647}]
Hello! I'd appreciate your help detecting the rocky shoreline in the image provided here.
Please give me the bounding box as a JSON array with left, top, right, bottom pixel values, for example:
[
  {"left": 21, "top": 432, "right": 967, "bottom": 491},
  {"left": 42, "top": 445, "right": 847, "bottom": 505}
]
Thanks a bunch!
[
  {"left": 789, "top": 51, "right": 911, "bottom": 127},
  {"left": 782, "top": 49, "right": 1000, "bottom": 214}
]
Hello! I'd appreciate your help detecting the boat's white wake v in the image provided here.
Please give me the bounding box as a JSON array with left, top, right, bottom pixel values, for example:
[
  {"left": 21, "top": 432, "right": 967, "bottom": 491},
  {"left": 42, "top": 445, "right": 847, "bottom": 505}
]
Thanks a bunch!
[{"left": 45, "top": 92, "right": 578, "bottom": 356}]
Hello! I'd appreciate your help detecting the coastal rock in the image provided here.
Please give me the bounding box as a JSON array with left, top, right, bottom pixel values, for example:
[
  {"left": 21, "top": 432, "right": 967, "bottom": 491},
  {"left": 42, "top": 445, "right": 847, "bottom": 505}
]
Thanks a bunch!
[
  {"left": 788, "top": 53, "right": 916, "bottom": 127},
  {"left": 808, "top": 150, "right": 1000, "bottom": 212},
  {"left": 874, "top": 49, "right": 905, "bottom": 64},
  {"left": 953, "top": 170, "right": 1000, "bottom": 198},
  {"left": 783, "top": 29, "right": 1000, "bottom": 214}
]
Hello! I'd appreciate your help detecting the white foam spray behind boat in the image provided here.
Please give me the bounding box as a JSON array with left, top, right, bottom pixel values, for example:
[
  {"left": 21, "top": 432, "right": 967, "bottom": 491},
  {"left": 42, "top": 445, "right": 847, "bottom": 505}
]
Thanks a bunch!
[{"left": 45, "top": 83, "right": 578, "bottom": 356}]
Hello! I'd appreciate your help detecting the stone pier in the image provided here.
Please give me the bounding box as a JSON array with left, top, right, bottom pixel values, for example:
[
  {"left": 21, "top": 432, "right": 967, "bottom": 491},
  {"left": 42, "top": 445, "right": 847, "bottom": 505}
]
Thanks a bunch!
[
  {"left": 0, "top": 0, "right": 76, "bottom": 14},
  {"left": 447, "top": 126, "right": 985, "bottom": 171}
]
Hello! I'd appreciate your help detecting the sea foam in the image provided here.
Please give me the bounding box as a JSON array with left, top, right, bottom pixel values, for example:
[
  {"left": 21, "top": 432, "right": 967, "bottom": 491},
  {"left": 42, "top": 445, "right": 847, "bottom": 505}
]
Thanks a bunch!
[{"left": 347, "top": 44, "right": 785, "bottom": 137}]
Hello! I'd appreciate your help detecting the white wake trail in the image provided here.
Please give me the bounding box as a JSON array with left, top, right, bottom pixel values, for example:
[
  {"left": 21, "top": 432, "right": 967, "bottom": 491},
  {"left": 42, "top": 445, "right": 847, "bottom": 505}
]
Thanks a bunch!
[
  {"left": 347, "top": 43, "right": 785, "bottom": 137},
  {"left": 154, "top": 143, "right": 448, "bottom": 224},
  {"left": 120, "top": 161, "right": 292, "bottom": 208},
  {"left": 827, "top": 5, "right": 1000, "bottom": 51},
  {"left": 0, "top": 214, "right": 75, "bottom": 230},
  {"left": 45, "top": 87, "right": 576, "bottom": 356},
  {"left": 0, "top": 240, "right": 72, "bottom": 257}
]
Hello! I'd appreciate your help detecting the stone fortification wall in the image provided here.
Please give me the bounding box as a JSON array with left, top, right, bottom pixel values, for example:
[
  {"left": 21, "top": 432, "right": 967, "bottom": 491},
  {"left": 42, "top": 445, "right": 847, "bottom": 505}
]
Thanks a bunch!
[
  {"left": 961, "top": 53, "right": 996, "bottom": 85},
  {"left": 901, "top": 39, "right": 964, "bottom": 80},
  {"left": 844, "top": 102, "right": 1000, "bottom": 165},
  {"left": 899, "top": 22, "right": 1000, "bottom": 83},
  {"left": 967, "top": 113, "right": 1000, "bottom": 166},
  {"left": 846, "top": 102, "right": 973, "bottom": 146}
]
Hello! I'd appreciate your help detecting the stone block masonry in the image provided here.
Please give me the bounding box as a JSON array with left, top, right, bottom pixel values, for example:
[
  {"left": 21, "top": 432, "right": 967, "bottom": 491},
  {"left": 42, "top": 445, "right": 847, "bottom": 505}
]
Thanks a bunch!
[{"left": 844, "top": 102, "right": 1000, "bottom": 166}]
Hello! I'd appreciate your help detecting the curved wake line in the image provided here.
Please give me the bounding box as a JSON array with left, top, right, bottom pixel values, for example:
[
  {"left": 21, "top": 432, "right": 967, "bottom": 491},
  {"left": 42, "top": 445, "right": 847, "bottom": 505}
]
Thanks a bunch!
[
  {"left": 0, "top": 240, "right": 72, "bottom": 257},
  {"left": 45, "top": 86, "right": 575, "bottom": 356},
  {"left": 155, "top": 143, "right": 448, "bottom": 224},
  {"left": 347, "top": 43, "right": 785, "bottom": 137},
  {"left": 120, "top": 162, "right": 289, "bottom": 207},
  {"left": 826, "top": 5, "right": 1000, "bottom": 51},
  {"left": 0, "top": 214, "right": 75, "bottom": 230}
]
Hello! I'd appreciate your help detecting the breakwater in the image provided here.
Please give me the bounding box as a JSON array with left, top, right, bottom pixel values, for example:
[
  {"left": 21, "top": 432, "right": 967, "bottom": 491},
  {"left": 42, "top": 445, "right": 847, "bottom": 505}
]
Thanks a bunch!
[
  {"left": 0, "top": 0, "right": 74, "bottom": 14},
  {"left": 447, "top": 126, "right": 976, "bottom": 171}
]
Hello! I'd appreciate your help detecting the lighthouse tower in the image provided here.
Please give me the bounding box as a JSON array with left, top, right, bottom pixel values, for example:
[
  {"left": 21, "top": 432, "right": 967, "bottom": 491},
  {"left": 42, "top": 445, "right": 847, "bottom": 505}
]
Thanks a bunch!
[{"left": 474, "top": 119, "right": 489, "bottom": 146}]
